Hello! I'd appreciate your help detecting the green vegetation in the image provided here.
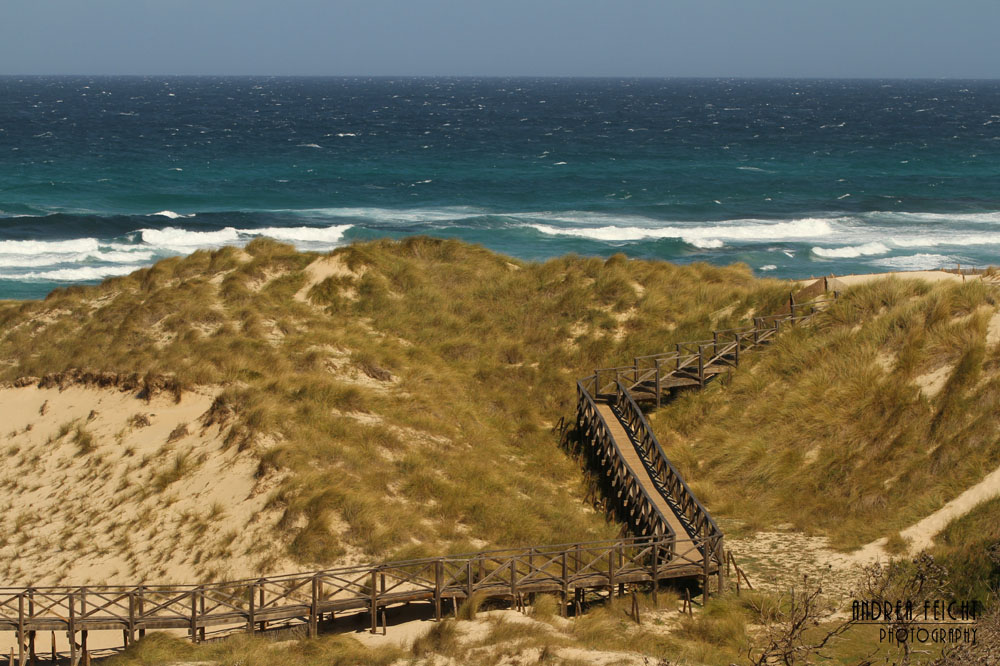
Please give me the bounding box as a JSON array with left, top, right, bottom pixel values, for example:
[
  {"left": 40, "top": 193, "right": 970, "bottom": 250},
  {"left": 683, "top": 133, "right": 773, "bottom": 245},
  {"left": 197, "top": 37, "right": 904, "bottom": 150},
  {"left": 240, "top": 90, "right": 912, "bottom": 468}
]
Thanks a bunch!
[
  {"left": 653, "top": 276, "right": 1000, "bottom": 549},
  {"left": 0, "top": 237, "right": 790, "bottom": 568},
  {"left": 932, "top": 496, "right": 1000, "bottom": 606}
]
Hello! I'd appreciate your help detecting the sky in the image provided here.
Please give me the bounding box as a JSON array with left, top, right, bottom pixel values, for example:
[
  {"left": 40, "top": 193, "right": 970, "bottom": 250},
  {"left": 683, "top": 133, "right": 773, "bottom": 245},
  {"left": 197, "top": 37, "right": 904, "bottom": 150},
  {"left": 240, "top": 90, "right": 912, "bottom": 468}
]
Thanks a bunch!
[{"left": 2, "top": 0, "right": 999, "bottom": 78}]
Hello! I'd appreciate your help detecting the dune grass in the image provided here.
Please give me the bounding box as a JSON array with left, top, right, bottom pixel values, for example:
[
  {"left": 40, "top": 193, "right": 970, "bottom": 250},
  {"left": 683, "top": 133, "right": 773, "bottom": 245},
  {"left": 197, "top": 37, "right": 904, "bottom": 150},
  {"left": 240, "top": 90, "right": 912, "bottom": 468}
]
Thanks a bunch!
[
  {"left": 102, "top": 631, "right": 403, "bottom": 666},
  {"left": 0, "top": 237, "right": 791, "bottom": 570},
  {"left": 932, "top": 496, "right": 1000, "bottom": 606},
  {"left": 651, "top": 276, "right": 1000, "bottom": 549}
]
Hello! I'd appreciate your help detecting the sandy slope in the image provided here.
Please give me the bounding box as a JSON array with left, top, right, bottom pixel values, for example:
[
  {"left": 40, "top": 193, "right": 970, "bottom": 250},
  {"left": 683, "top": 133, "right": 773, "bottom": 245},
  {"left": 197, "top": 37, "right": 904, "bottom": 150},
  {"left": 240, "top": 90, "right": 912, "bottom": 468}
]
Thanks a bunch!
[{"left": 0, "top": 384, "right": 292, "bottom": 586}]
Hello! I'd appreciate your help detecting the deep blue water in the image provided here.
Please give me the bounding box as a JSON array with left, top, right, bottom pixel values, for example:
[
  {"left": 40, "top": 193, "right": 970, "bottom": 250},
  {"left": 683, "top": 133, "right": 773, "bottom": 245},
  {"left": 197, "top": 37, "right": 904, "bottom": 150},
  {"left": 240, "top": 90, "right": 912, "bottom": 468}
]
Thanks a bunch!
[{"left": 2, "top": 76, "right": 1000, "bottom": 299}]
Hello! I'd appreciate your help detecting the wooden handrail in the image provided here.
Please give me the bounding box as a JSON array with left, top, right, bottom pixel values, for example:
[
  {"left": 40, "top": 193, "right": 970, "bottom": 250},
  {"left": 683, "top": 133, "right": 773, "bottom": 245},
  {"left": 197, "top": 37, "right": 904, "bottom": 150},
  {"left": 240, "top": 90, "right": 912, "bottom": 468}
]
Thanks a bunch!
[{"left": 612, "top": 380, "right": 721, "bottom": 542}]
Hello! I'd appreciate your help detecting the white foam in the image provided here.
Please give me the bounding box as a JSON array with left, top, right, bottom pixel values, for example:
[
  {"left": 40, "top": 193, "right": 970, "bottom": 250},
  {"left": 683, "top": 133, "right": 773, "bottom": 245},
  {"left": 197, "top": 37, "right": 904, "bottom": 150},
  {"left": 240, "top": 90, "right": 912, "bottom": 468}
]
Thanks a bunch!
[
  {"left": 688, "top": 238, "right": 724, "bottom": 249},
  {"left": 150, "top": 210, "right": 194, "bottom": 219},
  {"left": 528, "top": 218, "right": 837, "bottom": 243},
  {"left": 869, "top": 254, "right": 960, "bottom": 271},
  {"left": 759, "top": 265, "right": 777, "bottom": 271},
  {"left": 287, "top": 206, "right": 485, "bottom": 224},
  {"left": 140, "top": 227, "right": 241, "bottom": 248},
  {"left": 0, "top": 249, "right": 155, "bottom": 269},
  {"left": 0, "top": 238, "right": 100, "bottom": 255},
  {"left": 812, "top": 242, "right": 890, "bottom": 258},
  {"left": 250, "top": 225, "right": 351, "bottom": 243},
  {"left": 864, "top": 210, "right": 1000, "bottom": 225},
  {"left": 890, "top": 233, "right": 1000, "bottom": 248},
  {"left": 3, "top": 265, "right": 143, "bottom": 282}
]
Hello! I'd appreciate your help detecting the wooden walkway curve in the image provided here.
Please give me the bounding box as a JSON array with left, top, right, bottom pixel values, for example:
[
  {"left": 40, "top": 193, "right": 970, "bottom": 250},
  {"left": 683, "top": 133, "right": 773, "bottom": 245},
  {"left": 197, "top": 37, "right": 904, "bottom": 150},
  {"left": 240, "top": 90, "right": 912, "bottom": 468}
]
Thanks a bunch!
[{"left": 0, "top": 282, "right": 833, "bottom": 665}]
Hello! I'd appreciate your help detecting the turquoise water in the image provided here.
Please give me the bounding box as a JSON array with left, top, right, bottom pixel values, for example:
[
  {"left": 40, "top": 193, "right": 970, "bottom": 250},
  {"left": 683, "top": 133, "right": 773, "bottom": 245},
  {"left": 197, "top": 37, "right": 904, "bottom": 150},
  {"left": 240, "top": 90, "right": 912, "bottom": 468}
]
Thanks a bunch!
[{"left": 2, "top": 77, "right": 1000, "bottom": 299}]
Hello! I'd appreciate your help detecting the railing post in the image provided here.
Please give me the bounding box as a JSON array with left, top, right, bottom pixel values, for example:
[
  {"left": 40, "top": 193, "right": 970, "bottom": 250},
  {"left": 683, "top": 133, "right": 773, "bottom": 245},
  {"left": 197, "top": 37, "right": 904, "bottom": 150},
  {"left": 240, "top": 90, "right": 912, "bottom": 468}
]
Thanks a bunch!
[
  {"left": 466, "top": 559, "right": 474, "bottom": 609},
  {"left": 17, "top": 593, "right": 24, "bottom": 666},
  {"left": 189, "top": 588, "right": 199, "bottom": 643},
  {"left": 68, "top": 593, "right": 76, "bottom": 666},
  {"left": 510, "top": 556, "right": 518, "bottom": 601},
  {"left": 651, "top": 542, "right": 659, "bottom": 604},
  {"left": 703, "top": 532, "right": 712, "bottom": 602},
  {"left": 697, "top": 345, "right": 705, "bottom": 386},
  {"left": 309, "top": 576, "right": 320, "bottom": 638},
  {"left": 138, "top": 586, "right": 146, "bottom": 639},
  {"left": 608, "top": 549, "right": 616, "bottom": 600},
  {"left": 259, "top": 582, "right": 268, "bottom": 632},
  {"left": 128, "top": 590, "right": 136, "bottom": 646},
  {"left": 370, "top": 570, "right": 378, "bottom": 634},
  {"left": 434, "top": 559, "right": 443, "bottom": 621},
  {"left": 654, "top": 359, "right": 662, "bottom": 408},
  {"left": 716, "top": 536, "right": 726, "bottom": 595},
  {"left": 561, "top": 552, "right": 569, "bottom": 618},
  {"left": 27, "top": 589, "right": 35, "bottom": 666},
  {"left": 247, "top": 583, "right": 256, "bottom": 634}
]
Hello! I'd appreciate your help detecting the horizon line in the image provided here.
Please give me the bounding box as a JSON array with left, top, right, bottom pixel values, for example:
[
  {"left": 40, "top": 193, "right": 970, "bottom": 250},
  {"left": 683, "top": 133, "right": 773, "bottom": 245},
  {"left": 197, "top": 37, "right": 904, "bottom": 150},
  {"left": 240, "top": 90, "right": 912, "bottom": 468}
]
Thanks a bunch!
[{"left": 2, "top": 73, "right": 1000, "bottom": 82}]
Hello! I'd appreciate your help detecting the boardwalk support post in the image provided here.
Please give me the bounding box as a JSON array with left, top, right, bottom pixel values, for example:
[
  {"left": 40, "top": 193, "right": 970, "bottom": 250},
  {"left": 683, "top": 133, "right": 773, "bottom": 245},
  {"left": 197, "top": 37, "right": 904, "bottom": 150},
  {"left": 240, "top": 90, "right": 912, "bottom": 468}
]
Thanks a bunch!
[
  {"left": 309, "top": 576, "right": 320, "bottom": 638},
  {"left": 434, "top": 559, "right": 443, "bottom": 621},
  {"left": 247, "top": 583, "right": 256, "bottom": 635},
  {"left": 16, "top": 593, "right": 24, "bottom": 666},
  {"left": 370, "top": 570, "right": 378, "bottom": 634}
]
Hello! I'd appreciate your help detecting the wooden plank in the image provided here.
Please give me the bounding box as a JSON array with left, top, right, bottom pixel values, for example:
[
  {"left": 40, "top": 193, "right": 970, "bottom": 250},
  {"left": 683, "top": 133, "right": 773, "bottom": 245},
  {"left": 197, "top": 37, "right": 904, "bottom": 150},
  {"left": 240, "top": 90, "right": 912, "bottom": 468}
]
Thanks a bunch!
[{"left": 595, "top": 403, "right": 695, "bottom": 559}]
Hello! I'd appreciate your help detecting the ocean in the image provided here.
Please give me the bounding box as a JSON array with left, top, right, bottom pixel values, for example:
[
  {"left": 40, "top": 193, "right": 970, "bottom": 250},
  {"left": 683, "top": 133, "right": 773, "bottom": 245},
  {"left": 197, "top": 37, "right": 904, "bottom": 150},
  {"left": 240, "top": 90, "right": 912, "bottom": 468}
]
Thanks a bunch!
[{"left": 1, "top": 76, "right": 999, "bottom": 300}]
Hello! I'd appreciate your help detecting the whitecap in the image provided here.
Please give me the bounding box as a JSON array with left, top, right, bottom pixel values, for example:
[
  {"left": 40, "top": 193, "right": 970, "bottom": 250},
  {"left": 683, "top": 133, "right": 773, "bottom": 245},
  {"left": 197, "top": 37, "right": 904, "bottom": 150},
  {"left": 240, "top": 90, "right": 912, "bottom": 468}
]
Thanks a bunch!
[
  {"left": 150, "top": 210, "right": 194, "bottom": 219},
  {"left": 285, "top": 206, "right": 484, "bottom": 224},
  {"left": 527, "top": 217, "right": 838, "bottom": 244},
  {"left": 0, "top": 238, "right": 100, "bottom": 255},
  {"left": 890, "top": 233, "right": 1000, "bottom": 248},
  {"left": 759, "top": 265, "right": 777, "bottom": 271},
  {"left": 3, "top": 265, "right": 143, "bottom": 282},
  {"left": 248, "top": 225, "right": 351, "bottom": 243},
  {"left": 869, "top": 254, "right": 959, "bottom": 270},
  {"left": 139, "top": 227, "right": 242, "bottom": 248},
  {"left": 862, "top": 210, "right": 1000, "bottom": 225},
  {"left": 298, "top": 143, "right": 322, "bottom": 149},
  {"left": 812, "top": 242, "right": 890, "bottom": 258},
  {"left": 0, "top": 249, "right": 155, "bottom": 269}
]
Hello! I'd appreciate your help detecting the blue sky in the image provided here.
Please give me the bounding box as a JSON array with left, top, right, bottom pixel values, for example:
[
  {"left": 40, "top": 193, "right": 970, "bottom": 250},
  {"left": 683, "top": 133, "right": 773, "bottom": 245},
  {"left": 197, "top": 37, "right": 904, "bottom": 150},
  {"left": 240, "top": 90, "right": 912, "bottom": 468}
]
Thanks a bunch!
[{"left": 2, "top": 0, "right": 999, "bottom": 77}]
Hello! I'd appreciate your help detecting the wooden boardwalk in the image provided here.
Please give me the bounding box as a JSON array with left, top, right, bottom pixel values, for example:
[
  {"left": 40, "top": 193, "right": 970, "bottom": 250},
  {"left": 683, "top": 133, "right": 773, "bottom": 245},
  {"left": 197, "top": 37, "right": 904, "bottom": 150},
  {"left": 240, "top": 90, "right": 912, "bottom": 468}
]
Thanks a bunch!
[
  {"left": 0, "top": 284, "right": 832, "bottom": 665},
  {"left": 575, "top": 287, "right": 834, "bottom": 607}
]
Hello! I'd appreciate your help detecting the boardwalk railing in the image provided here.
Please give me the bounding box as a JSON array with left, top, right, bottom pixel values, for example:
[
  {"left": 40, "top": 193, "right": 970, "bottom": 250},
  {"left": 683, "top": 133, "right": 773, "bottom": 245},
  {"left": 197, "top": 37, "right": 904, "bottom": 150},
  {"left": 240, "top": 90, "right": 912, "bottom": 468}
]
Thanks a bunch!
[
  {"left": 612, "top": 379, "right": 719, "bottom": 546},
  {"left": 575, "top": 382, "right": 677, "bottom": 542},
  {"left": 574, "top": 290, "right": 834, "bottom": 609},
  {"left": 1, "top": 534, "right": 715, "bottom": 663},
  {"left": 584, "top": 301, "right": 829, "bottom": 402}
]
